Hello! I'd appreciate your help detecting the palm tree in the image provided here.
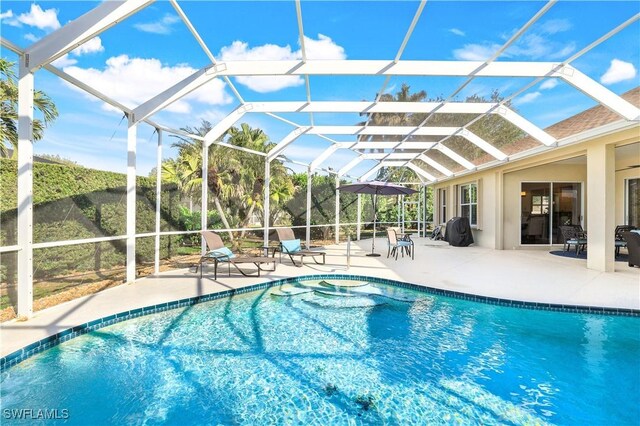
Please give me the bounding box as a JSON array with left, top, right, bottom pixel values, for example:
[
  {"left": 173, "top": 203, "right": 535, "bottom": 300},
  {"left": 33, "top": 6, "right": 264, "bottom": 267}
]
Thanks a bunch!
[
  {"left": 169, "top": 120, "right": 236, "bottom": 240},
  {"left": 168, "top": 120, "right": 296, "bottom": 245},
  {"left": 1, "top": 58, "right": 58, "bottom": 158},
  {"left": 358, "top": 83, "right": 427, "bottom": 146}
]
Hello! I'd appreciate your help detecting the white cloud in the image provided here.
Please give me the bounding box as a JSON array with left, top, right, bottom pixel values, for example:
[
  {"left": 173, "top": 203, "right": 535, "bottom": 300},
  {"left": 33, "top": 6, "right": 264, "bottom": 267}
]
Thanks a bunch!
[
  {"left": 51, "top": 54, "right": 78, "bottom": 68},
  {"left": 0, "top": 10, "right": 14, "bottom": 21},
  {"left": 133, "top": 14, "right": 180, "bottom": 35},
  {"left": 218, "top": 34, "right": 346, "bottom": 93},
  {"left": 453, "top": 43, "right": 501, "bottom": 61},
  {"left": 515, "top": 91, "right": 541, "bottom": 105},
  {"left": 305, "top": 34, "right": 347, "bottom": 59},
  {"left": 539, "top": 79, "right": 558, "bottom": 90},
  {"left": 62, "top": 55, "right": 233, "bottom": 113},
  {"left": 538, "top": 19, "right": 572, "bottom": 35},
  {"left": 50, "top": 37, "right": 103, "bottom": 68},
  {"left": 71, "top": 37, "right": 104, "bottom": 56},
  {"left": 506, "top": 34, "right": 575, "bottom": 60},
  {"left": 12, "top": 4, "right": 60, "bottom": 31},
  {"left": 24, "top": 33, "right": 40, "bottom": 43},
  {"left": 453, "top": 19, "right": 575, "bottom": 61},
  {"left": 449, "top": 28, "right": 465, "bottom": 37},
  {"left": 600, "top": 59, "right": 637, "bottom": 85}
]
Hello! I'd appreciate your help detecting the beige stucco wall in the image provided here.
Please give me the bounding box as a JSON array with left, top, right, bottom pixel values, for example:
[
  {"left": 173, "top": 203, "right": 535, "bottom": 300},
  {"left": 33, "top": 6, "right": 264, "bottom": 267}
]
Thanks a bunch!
[{"left": 431, "top": 126, "right": 639, "bottom": 250}]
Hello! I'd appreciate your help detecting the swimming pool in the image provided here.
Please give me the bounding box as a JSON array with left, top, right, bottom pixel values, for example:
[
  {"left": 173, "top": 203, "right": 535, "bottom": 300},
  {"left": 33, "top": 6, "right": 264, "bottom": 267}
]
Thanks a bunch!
[{"left": 1, "top": 277, "right": 639, "bottom": 425}]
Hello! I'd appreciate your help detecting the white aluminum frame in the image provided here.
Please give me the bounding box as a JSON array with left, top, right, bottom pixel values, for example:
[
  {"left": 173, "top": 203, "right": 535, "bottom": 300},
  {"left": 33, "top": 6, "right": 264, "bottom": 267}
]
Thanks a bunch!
[{"left": 3, "top": 0, "right": 639, "bottom": 318}]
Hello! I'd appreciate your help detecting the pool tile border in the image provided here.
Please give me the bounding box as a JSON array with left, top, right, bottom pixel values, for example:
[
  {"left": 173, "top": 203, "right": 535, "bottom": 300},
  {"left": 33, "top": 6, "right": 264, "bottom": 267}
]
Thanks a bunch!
[{"left": 2, "top": 274, "right": 638, "bottom": 371}]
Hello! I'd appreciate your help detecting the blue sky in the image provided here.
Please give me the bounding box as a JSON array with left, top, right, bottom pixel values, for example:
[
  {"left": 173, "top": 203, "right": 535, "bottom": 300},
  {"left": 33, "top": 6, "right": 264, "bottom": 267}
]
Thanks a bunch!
[{"left": 1, "top": 1, "right": 639, "bottom": 177}]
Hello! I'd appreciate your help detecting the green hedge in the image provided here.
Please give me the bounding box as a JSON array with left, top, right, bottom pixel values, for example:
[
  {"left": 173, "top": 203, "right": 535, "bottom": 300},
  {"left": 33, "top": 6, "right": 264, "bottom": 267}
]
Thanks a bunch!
[{"left": 0, "top": 158, "right": 192, "bottom": 282}]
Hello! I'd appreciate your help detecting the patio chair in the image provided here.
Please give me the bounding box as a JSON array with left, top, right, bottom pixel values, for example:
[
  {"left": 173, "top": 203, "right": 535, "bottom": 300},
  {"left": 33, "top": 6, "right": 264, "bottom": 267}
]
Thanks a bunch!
[
  {"left": 272, "top": 228, "right": 326, "bottom": 267},
  {"left": 388, "top": 226, "right": 413, "bottom": 254},
  {"left": 196, "top": 231, "right": 276, "bottom": 279},
  {"left": 386, "top": 228, "right": 414, "bottom": 260},
  {"left": 622, "top": 232, "right": 640, "bottom": 267},
  {"left": 614, "top": 225, "right": 634, "bottom": 256},
  {"left": 559, "top": 225, "right": 587, "bottom": 254}
]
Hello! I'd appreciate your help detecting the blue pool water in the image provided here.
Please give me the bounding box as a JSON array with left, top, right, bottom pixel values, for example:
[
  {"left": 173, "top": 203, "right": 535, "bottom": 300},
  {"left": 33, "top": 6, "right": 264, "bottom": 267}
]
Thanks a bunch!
[{"left": 1, "top": 279, "right": 639, "bottom": 425}]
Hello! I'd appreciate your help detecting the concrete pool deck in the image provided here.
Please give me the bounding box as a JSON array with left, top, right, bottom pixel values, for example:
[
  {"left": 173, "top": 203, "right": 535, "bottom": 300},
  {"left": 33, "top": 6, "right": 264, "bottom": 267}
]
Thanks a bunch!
[{"left": 2, "top": 237, "right": 639, "bottom": 357}]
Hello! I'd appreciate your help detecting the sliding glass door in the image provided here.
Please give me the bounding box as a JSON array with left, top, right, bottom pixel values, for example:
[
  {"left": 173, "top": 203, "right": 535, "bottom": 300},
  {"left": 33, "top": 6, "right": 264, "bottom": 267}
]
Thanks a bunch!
[
  {"left": 627, "top": 178, "right": 639, "bottom": 227},
  {"left": 520, "top": 182, "right": 582, "bottom": 245}
]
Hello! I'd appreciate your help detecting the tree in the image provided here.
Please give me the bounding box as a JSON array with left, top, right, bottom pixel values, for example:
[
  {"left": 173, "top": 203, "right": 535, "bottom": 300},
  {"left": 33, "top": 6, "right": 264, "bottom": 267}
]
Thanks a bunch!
[
  {"left": 0, "top": 58, "right": 59, "bottom": 158},
  {"left": 167, "top": 120, "right": 295, "bottom": 247}
]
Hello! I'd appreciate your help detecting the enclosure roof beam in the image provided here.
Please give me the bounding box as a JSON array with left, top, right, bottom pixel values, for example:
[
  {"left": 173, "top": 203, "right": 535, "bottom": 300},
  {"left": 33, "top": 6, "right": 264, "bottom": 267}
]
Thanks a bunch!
[
  {"left": 360, "top": 163, "right": 385, "bottom": 181},
  {"left": 246, "top": 101, "right": 497, "bottom": 114},
  {"left": 204, "top": 105, "right": 248, "bottom": 146},
  {"left": 294, "top": 0, "right": 314, "bottom": 126},
  {"left": 418, "top": 154, "right": 453, "bottom": 177},
  {"left": 560, "top": 67, "right": 640, "bottom": 121},
  {"left": 461, "top": 129, "right": 508, "bottom": 161},
  {"left": 433, "top": 145, "right": 476, "bottom": 170},
  {"left": 498, "top": 106, "right": 557, "bottom": 146},
  {"left": 209, "top": 60, "right": 561, "bottom": 78},
  {"left": 309, "top": 145, "right": 340, "bottom": 171},
  {"left": 132, "top": 64, "right": 225, "bottom": 124},
  {"left": 407, "top": 163, "right": 436, "bottom": 182},
  {"left": 366, "top": 0, "right": 427, "bottom": 125},
  {"left": 362, "top": 153, "right": 424, "bottom": 160},
  {"left": 43, "top": 63, "right": 132, "bottom": 113},
  {"left": 0, "top": 37, "right": 23, "bottom": 54},
  {"left": 402, "top": 12, "right": 640, "bottom": 173},
  {"left": 304, "top": 126, "right": 507, "bottom": 160},
  {"left": 351, "top": 141, "right": 436, "bottom": 150},
  {"left": 244, "top": 101, "right": 555, "bottom": 146},
  {"left": 307, "top": 125, "right": 468, "bottom": 136},
  {"left": 169, "top": 0, "right": 244, "bottom": 103},
  {"left": 267, "top": 127, "right": 311, "bottom": 160},
  {"left": 338, "top": 156, "right": 365, "bottom": 177},
  {"left": 25, "top": 0, "right": 154, "bottom": 72}
]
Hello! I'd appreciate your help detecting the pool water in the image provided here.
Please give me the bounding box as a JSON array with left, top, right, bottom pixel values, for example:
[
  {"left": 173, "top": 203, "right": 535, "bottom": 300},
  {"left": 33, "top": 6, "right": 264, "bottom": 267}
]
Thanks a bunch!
[{"left": 2, "top": 279, "right": 639, "bottom": 425}]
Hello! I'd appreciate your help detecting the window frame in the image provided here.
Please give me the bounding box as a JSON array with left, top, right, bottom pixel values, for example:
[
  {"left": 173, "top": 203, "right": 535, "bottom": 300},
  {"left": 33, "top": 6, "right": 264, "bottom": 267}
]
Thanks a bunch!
[
  {"left": 438, "top": 188, "right": 447, "bottom": 224},
  {"left": 458, "top": 182, "right": 478, "bottom": 227}
]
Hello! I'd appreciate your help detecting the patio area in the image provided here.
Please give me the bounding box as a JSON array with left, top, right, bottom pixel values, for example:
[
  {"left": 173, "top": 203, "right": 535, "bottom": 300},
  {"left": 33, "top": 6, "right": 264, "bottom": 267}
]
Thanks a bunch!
[{"left": 2, "top": 237, "right": 638, "bottom": 358}]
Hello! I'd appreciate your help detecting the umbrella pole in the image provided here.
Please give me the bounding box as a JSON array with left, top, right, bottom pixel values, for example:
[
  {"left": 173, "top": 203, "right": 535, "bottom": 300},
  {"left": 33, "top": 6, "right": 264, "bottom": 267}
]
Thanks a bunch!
[{"left": 366, "top": 192, "right": 381, "bottom": 257}]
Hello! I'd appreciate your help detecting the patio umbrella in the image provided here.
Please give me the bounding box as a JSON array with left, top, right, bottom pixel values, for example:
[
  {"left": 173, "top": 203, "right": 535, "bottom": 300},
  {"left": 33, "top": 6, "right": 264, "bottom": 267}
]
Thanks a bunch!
[{"left": 338, "top": 181, "right": 418, "bottom": 256}]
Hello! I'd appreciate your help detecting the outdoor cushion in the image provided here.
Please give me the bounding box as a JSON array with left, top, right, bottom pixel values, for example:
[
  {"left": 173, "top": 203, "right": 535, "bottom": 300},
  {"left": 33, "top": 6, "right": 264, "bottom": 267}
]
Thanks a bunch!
[
  {"left": 281, "top": 239, "right": 302, "bottom": 253},
  {"left": 567, "top": 238, "right": 587, "bottom": 244},
  {"left": 205, "top": 247, "right": 236, "bottom": 260},
  {"left": 397, "top": 240, "right": 412, "bottom": 246}
]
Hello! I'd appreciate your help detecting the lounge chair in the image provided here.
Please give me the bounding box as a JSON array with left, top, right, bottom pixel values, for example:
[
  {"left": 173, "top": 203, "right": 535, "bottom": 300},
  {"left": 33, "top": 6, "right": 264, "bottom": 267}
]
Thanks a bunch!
[
  {"left": 622, "top": 231, "right": 640, "bottom": 267},
  {"left": 196, "top": 231, "right": 276, "bottom": 279},
  {"left": 386, "top": 228, "right": 414, "bottom": 260},
  {"left": 272, "top": 228, "right": 326, "bottom": 267}
]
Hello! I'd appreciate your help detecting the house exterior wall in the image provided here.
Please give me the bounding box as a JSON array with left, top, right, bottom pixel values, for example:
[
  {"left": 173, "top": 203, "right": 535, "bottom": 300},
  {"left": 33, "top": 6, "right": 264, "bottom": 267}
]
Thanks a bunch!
[{"left": 431, "top": 126, "right": 639, "bottom": 251}]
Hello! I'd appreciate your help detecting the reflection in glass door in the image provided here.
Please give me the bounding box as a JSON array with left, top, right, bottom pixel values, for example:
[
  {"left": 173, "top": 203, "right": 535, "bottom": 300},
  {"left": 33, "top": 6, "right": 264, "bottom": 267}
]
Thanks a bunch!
[
  {"left": 521, "top": 183, "right": 551, "bottom": 244},
  {"left": 552, "top": 183, "right": 581, "bottom": 243},
  {"left": 520, "top": 182, "right": 582, "bottom": 245}
]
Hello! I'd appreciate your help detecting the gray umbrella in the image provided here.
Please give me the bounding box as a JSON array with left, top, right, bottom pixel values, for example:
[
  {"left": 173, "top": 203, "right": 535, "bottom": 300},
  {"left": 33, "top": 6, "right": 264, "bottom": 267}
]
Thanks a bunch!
[{"left": 338, "top": 181, "right": 418, "bottom": 256}]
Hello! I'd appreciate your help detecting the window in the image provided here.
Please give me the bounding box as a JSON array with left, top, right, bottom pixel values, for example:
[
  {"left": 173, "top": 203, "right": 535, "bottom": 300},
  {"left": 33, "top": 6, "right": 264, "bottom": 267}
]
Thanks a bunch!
[
  {"left": 439, "top": 188, "right": 447, "bottom": 224},
  {"left": 459, "top": 183, "right": 477, "bottom": 226}
]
